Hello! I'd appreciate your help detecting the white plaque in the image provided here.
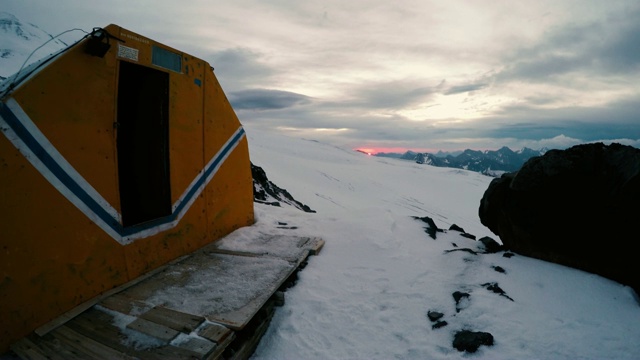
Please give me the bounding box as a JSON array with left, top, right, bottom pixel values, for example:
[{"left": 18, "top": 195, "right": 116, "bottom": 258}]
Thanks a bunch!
[{"left": 117, "top": 44, "right": 139, "bottom": 61}]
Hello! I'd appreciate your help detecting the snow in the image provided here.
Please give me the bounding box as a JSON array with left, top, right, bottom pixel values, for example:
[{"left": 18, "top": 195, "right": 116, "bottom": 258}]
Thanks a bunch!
[
  {"left": 241, "top": 126, "right": 640, "bottom": 359},
  {"left": 0, "top": 11, "right": 69, "bottom": 79},
  {"left": 95, "top": 305, "right": 164, "bottom": 350},
  {"left": 144, "top": 253, "right": 293, "bottom": 316}
]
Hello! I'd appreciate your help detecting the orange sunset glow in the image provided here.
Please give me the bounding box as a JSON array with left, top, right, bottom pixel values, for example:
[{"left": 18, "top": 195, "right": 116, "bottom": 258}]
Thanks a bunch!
[{"left": 355, "top": 147, "right": 438, "bottom": 155}]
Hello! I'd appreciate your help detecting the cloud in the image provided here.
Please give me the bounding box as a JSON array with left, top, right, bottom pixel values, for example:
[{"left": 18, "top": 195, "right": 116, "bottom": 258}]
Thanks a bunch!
[
  {"left": 343, "top": 79, "right": 441, "bottom": 110},
  {"left": 444, "top": 82, "right": 489, "bottom": 95},
  {"left": 229, "top": 89, "right": 312, "bottom": 110},
  {"left": 496, "top": 5, "right": 640, "bottom": 84},
  {"left": 209, "top": 48, "right": 276, "bottom": 91},
  {"left": 5, "top": 0, "right": 638, "bottom": 154}
]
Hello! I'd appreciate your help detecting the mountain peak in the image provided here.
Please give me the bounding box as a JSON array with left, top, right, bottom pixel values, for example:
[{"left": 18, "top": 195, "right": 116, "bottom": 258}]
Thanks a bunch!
[
  {"left": 0, "top": 12, "right": 68, "bottom": 79},
  {"left": 0, "top": 11, "right": 20, "bottom": 23}
]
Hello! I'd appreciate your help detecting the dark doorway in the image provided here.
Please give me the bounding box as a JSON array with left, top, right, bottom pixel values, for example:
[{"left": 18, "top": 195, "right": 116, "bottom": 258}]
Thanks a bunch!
[{"left": 117, "top": 61, "right": 171, "bottom": 227}]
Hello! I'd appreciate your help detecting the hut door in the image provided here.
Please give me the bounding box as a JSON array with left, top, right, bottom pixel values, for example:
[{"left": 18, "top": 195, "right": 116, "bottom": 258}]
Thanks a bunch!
[{"left": 116, "top": 61, "right": 171, "bottom": 227}]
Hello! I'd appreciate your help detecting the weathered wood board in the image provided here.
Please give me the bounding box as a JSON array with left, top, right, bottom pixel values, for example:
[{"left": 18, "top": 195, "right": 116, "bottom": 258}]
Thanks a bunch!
[{"left": 7, "top": 234, "right": 324, "bottom": 360}]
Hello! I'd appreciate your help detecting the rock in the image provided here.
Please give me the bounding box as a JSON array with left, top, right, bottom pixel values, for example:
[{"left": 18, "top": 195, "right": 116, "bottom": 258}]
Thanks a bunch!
[
  {"left": 427, "top": 311, "right": 444, "bottom": 322},
  {"left": 492, "top": 265, "right": 506, "bottom": 274},
  {"left": 479, "top": 143, "right": 640, "bottom": 294},
  {"left": 413, "top": 216, "right": 443, "bottom": 239},
  {"left": 432, "top": 320, "right": 448, "bottom": 329},
  {"left": 252, "top": 162, "right": 316, "bottom": 213},
  {"left": 479, "top": 236, "right": 503, "bottom": 253},
  {"left": 452, "top": 291, "right": 470, "bottom": 312},
  {"left": 460, "top": 233, "right": 476, "bottom": 240},
  {"left": 481, "top": 282, "right": 514, "bottom": 301},
  {"left": 450, "top": 224, "right": 476, "bottom": 239},
  {"left": 453, "top": 330, "right": 494, "bottom": 353},
  {"left": 444, "top": 248, "right": 478, "bottom": 255}
]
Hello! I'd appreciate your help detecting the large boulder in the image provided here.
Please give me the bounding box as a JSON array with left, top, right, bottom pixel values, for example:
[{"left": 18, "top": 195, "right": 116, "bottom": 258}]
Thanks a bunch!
[{"left": 479, "top": 143, "right": 640, "bottom": 294}]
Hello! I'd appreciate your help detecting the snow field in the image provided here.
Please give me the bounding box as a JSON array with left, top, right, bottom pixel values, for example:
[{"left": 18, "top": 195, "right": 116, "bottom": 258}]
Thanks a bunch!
[{"left": 244, "top": 126, "right": 640, "bottom": 359}]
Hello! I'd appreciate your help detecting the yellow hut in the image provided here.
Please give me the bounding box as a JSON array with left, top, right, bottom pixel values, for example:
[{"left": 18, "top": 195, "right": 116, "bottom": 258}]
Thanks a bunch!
[{"left": 0, "top": 25, "right": 254, "bottom": 351}]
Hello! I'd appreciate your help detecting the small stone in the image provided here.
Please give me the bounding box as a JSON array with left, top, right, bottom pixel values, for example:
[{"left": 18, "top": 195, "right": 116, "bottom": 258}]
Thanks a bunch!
[
  {"left": 452, "top": 291, "right": 471, "bottom": 312},
  {"left": 503, "top": 252, "right": 515, "bottom": 258},
  {"left": 453, "top": 291, "right": 470, "bottom": 304},
  {"left": 449, "top": 224, "right": 465, "bottom": 232},
  {"left": 492, "top": 265, "right": 506, "bottom": 273},
  {"left": 432, "top": 320, "right": 448, "bottom": 329},
  {"left": 427, "top": 311, "right": 444, "bottom": 322}
]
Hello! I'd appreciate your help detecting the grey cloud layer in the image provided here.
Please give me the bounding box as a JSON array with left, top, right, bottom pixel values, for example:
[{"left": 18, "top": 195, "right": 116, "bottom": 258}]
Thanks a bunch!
[{"left": 5, "top": 0, "right": 637, "bottom": 151}]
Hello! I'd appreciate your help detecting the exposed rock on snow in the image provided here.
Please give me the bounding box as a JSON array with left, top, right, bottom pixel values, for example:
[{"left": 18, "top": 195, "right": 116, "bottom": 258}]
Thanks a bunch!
[
  {"left": 449, "top": 223, "right": 477, "bottom": 240},
  {"left": 445, "top": 248, "right": 478, "bottom": 255},
  {"left": 252, "top": 162, "right": 316, "bottom": 213},
  {"left": 492, "top": 265, "right": 506, "bottom": 274},
  {"left": 413, "top": 215, "right": 443, "bottom": 239},
  {"left": 453, "top": 330, "right": 494, "bottom": 353},
  {"left": 479, "top": 236, "right": 503, "bottom": 254},
  {"left": 453, "top": 291, "right": 471, "bottom": 313},
  {"left": 482, "top": 282, "right": 514, "bottom": 301},
  {"left": 479, "top": 142, "right": 640, "bottom": 295}
]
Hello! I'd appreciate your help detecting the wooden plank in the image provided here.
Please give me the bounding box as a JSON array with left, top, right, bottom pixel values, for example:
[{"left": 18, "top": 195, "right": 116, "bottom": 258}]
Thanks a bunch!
[
  {"left": 139, "top": 306, "right": 205, "bottom": 333},
  {"left": 9, "top": 337, "right": 49, "bottom": 360},
  {"left": 65, "top": 308, "right": 133, "bottom": 355},
  {"left": 307, "top": 237, "right": 325, "bottom": 256},
  {"left": 99, "top": 293, "right": 150, "bottom": 315},
  {"left": 18, "top": 332, "right": 91, "bottom": 360},
  {"left": 207, "top": 330, "right": 235, "bottom": 360},
  {"left": 198, "top": 322, "right": 233, "bottom": 344},
  {"left": 174, "top": 337, "right": 216, "bottom": 359},
  {"left": 28, "top": 333, "right": 85, "bottom": 360},
  {"left": 51, "top": 326, "right": 135, "bottom": 360},
  {"left": 139, "top": 344, "right": 208, "bottom": 360},
  {"left": 127, "top": 318, "right": 179, "bottom": 342},
  {"left": 226, "top": 303, "right": 276, "bottom": 360},
  {"left": 35, "top": 254, "right": 191, "bottom": 336},
  {"left": 65, "top": 307, "right": 206, "bottom": 360},
  {"left": 204, "top": 248, "right": 263, "bottom": 258},
  {"left": 205, "top": 258, "right": 298, "bottom": 330}
]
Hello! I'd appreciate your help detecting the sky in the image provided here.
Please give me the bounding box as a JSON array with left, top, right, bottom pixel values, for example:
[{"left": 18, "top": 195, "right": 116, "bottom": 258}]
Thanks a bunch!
[{"left": 4, "top": 0, "right": 640, "bottom": 153}]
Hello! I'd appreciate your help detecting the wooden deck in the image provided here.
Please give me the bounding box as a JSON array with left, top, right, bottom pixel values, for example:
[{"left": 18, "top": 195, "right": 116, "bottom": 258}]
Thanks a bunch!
[{"left": 7, "top": 235, "right": 324, "bottom": 360}]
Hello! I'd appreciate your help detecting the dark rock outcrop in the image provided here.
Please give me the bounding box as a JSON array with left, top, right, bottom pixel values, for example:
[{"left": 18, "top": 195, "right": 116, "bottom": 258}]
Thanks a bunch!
[
  {"left": 478, "top": 236, "right": 503, "bottom": 254},
  {"left": 453, "top": 330, "right": 494, "bottom": 353},
  {"left": 251, "top": 162, "right": 316, "bottom": 213},
  {"left": 479, "top": 143, "right": 640, "bottom": 294},
  {"left": 482, "top": 282, "right": 514, "bottom": 301},
  {"left": 413, "top": 216, "right": 443, "bottom": 239}
]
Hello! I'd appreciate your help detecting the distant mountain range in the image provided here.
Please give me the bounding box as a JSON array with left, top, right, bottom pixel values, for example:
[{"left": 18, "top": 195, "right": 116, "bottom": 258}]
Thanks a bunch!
[
  {"left": 374, "top": 147, "right": 547, "bottom": 175},
  {"left": 0, "top": 12, "right": 68, "bottom": 80}
]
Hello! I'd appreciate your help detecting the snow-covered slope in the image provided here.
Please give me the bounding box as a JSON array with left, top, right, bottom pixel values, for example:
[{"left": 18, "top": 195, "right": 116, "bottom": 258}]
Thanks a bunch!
[
  {"left": 0, "top": 12, "right": 67, "bottom": 80},
  {"left": 241, "top": 126, "right": 640, "bottom": 359}
]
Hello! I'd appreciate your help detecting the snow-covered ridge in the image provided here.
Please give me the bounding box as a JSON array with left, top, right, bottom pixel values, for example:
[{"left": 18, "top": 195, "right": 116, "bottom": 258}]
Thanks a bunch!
[
  {"left": 0, "top": 12, "right": 68, "bottom": 80},
  {"left": 379, "top": 146, "right": 547, "bottom": 175}
]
